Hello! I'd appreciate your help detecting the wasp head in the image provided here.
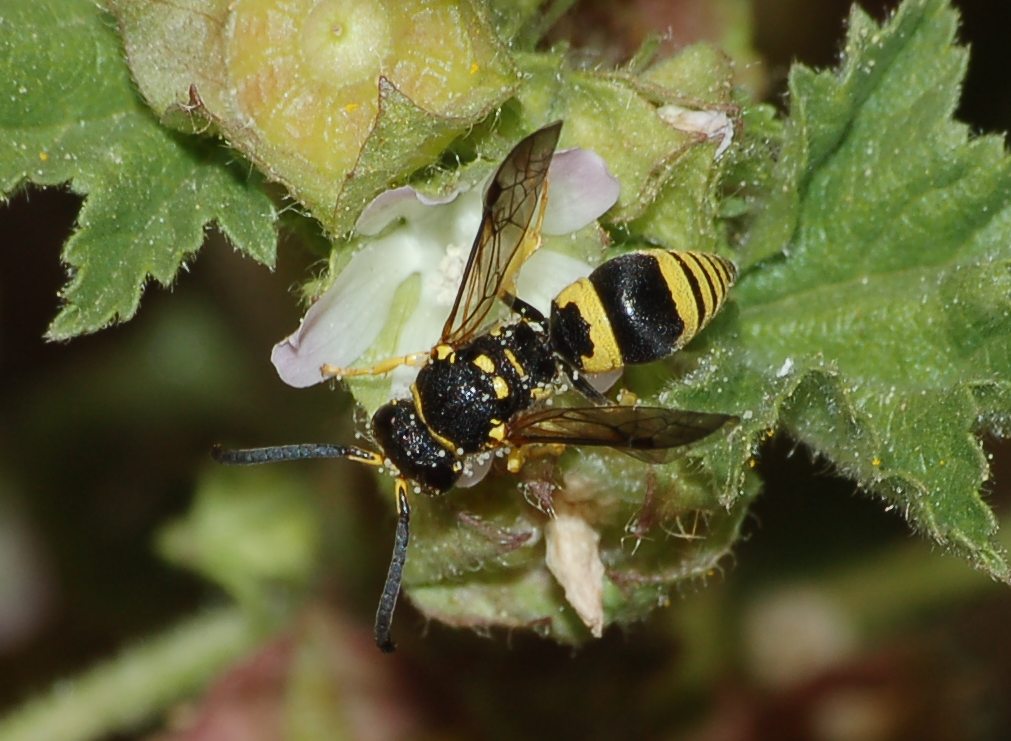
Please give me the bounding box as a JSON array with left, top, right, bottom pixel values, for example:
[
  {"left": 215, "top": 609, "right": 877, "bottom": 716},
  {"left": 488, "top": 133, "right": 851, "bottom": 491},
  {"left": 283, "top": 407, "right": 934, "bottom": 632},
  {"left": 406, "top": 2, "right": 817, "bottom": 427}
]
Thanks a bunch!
[{"left": 371, "top": 399, "right": 462, "bottom": 494}]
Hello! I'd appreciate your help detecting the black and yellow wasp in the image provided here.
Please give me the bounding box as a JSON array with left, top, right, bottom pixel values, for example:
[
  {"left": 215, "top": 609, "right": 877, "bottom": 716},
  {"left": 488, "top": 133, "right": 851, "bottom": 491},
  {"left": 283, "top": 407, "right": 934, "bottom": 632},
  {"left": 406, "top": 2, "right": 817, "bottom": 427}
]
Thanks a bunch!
[{"left": 214, "top": 121, "right": 737, "bottom": 651}]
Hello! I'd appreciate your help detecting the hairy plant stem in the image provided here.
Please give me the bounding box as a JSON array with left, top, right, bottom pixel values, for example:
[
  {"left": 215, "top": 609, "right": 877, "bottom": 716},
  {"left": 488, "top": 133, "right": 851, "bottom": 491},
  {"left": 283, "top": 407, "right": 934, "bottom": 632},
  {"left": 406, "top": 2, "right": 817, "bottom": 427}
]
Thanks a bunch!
[{"left": 0, "top": 606, "right": 266, "bottom": 741}]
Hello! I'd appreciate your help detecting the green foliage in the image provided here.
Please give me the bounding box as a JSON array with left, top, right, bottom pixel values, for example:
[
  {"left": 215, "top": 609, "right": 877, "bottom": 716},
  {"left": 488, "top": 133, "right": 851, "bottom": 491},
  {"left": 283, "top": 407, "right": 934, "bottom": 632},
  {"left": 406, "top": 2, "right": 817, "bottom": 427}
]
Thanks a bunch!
[
  {"left": 668, "top": 0, "right": 1011, "bottom": 579},
  {"left": 158, "top": 467, "right": 323, "bottom": 610},
  {"left": 482, "top": 0, "right": 563, "bottom": 48},
  {"left": 400, "top": 461, "right": 759, "bottom": 638},
  {"left": 330, "top": 79, "right": 470, "bottom": 235},
  {"left": 0, "top": 0, "right": 276, "bottom": 340},
  {"left": 512, "top": 45, "right": 733, "bottom": 223}
]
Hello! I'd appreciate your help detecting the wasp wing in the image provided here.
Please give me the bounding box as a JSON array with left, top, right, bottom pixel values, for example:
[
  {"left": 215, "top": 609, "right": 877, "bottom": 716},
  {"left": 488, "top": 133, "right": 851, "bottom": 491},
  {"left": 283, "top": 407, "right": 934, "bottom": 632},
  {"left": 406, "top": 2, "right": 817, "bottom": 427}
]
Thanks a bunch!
[
  {"left": 506, "top": 405, "right": 736, "bottom": 463},
  {"left": 441, "top": 121, "right": 562, "bottom": 346}
]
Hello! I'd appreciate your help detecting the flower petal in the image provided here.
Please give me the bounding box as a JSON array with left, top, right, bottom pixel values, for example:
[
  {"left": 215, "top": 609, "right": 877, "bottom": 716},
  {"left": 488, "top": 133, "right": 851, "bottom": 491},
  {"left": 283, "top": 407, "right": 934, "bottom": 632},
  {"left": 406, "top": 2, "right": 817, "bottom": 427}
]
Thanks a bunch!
[
  {"left": 276, "top": 190, "right": 485, "bottom": 390},
  {"left": 356, "top": 185, "right": 463, "bottom": 236},
  {"left": 544, "top": 498, "right": 605, "bottom": 638},
  {"left": 515, "top": 247, "right": 594, "bottom": 316},
  {"left": 542, "top": 149, "right": 620, "bottom": 235},
  {"left": 271, "top": 240, "right": 429, "bottom": 388}
]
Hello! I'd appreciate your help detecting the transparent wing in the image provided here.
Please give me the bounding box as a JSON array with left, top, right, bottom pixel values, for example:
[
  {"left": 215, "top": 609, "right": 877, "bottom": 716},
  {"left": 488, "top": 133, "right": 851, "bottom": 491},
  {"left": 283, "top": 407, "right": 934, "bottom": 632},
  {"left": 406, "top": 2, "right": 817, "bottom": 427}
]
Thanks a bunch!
[
  {"left": 441, "top": 121, "right": 562, "bottom": 345},
  {"left": 507, "top": 405, "right": 736, "bottom": 463}
]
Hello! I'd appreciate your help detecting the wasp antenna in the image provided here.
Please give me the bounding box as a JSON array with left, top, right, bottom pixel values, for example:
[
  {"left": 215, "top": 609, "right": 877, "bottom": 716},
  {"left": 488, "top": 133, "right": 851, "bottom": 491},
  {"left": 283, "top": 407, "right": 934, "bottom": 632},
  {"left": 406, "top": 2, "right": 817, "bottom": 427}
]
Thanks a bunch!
[
  {"left": 375, "top": 481, "right": 411, "bottom": 653},
  {"left": 211, "top": 443, "right": 381, "bottom": 466}
]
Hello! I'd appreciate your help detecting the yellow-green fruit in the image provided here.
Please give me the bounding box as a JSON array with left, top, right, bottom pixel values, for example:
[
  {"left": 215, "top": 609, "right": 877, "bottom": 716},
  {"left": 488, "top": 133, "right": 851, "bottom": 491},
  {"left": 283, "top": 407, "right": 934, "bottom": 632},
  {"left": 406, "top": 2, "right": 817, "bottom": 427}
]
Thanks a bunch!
[{"left": 113, "top": 0, "right": 516, "bottom": 233}]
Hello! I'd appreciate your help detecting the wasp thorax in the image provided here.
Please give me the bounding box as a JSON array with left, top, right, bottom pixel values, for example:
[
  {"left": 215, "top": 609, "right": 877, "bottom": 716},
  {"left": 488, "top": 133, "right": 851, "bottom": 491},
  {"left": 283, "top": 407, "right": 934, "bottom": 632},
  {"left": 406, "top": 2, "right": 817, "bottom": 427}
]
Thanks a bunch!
[{"left": 371, "top": 399, "right": 462, "bottom": 493}]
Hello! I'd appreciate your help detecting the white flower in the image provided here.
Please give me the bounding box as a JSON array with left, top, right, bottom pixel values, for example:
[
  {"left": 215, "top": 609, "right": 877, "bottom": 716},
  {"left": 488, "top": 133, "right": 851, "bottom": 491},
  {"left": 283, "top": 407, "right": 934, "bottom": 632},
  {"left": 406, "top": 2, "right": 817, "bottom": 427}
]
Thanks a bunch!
[{"left": 271, "top": 147, "right": 620, "bottom": 395}]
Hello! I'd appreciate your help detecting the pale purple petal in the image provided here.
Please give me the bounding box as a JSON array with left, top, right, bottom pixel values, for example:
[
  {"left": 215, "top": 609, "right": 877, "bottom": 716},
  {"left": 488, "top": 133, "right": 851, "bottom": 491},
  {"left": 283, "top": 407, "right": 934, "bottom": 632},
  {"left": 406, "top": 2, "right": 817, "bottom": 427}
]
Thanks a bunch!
[
  {"left": 516, "top": 247, "right": 594, "bottom": 316},
  {"left": 356, "top": 185, "right": 463, "bottom": 236},
  {"left": 386, "top": 296, "right": 448, "bottom": 397},
  {"left": 271, "top": 240, "right": 428, "bottom": 387},
  {"left": 542, "top": 149, "right": 620, "bottom": 235},
  {"left": 275, "top": 143, "right": 614, "bottom": 392},
  {"left": 275, "top": 189, "right": 484, "bottom": 390}
]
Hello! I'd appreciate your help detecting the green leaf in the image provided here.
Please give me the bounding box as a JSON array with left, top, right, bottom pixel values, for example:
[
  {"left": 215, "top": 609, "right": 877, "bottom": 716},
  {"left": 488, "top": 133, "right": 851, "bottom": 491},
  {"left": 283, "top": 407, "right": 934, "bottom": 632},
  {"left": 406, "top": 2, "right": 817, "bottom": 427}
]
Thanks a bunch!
[
  {"left": 483, "top": 0, "right": 576, "bottom": 49},
  {"left": 512, "top": 46, "right": 734, "bottom": 224},
  {"left": 666, "top": 0, "right": 1011, "bottom": 579},
  {"left": 330, "top": 78, "right": 462, "bottom": 235},
  {"left": 0, "top": 0, "right": 276, "bottom": 340},
  {"left": 400, "top": 455, "right": 757, "bottom": 642}
]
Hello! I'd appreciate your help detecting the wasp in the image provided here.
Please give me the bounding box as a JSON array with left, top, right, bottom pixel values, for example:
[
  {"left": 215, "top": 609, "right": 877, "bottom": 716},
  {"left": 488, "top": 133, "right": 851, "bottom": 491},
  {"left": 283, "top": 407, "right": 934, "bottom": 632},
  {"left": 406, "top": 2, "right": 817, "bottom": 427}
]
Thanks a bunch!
[{"left": 214, "top": 121, "right": 737, "bottom": 651}]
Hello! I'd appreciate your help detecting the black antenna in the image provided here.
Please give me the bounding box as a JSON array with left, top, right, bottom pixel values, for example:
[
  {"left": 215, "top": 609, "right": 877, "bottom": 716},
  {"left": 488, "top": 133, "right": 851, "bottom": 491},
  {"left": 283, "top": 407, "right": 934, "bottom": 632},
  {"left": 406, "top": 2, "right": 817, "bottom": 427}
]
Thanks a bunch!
[
  {"left": 212, "top": 443, "right": 380, "bottom": 466},
  {"left": 212, "top": 441, "right": 410, "bottom": 653},
  {"left": 375, "top": 483, "right": 411, "bottom": 653}
]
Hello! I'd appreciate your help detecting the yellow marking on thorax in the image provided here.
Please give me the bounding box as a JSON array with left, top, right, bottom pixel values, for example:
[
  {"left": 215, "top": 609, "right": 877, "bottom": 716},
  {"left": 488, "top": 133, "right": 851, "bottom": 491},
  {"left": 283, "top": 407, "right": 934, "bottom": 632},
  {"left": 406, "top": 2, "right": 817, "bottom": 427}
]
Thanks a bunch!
[
  {"left": 653, "top": 250, "right": 700, "bottom": 344},
  {"left": 434, "top": 344, "right": 454, "bottom": 361},
  {"left": 410, "top": 384, "right": 457, "bottom": 451},
  {"left": 472, "top": 354, "right": 495, "bottom": 373},
  {"left": 488, "top": 422, "right": 507, "bottom": 442},
  {"left": 502, "top": 348, "right": 526, "bottom": 377},
  {"left": 554, "top": 279, "right": 623, "bottom": 374},
  {"left": 492, "top": 376, "right": 510, "bottom": 399}
]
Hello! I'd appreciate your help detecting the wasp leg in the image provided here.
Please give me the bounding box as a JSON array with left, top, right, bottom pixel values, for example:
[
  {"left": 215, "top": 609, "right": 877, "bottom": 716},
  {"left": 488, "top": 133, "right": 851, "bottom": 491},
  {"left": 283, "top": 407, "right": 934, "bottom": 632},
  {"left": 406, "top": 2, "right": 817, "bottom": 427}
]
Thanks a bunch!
[
  {"left": 563, "top": 364, "right": 612, "bottom": 405},
  {"left": 321, "top": 352, "right": 428, "bottom": 381},
  {"left": 502, "top": 293, "right": 612, "bottom": 405},
  {"left": 615, "top": 388, "right": 639, "bottom": 406},
  {"left": 502, "top": 292, "right": 546, "bottom": 323},
  {"left": 375, "top": 478, "right": 411, "bottom": 653},
  {"left": 506, "top": 443, "right": 567, "bottom": 474}
]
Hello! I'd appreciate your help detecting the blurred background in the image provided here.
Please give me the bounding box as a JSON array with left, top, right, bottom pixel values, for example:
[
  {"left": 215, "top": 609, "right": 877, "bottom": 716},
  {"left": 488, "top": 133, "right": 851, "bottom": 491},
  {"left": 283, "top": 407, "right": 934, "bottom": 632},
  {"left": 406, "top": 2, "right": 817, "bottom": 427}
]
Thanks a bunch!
[{"left": 2, "top": 1, "right": 1010, "bottom": 739}]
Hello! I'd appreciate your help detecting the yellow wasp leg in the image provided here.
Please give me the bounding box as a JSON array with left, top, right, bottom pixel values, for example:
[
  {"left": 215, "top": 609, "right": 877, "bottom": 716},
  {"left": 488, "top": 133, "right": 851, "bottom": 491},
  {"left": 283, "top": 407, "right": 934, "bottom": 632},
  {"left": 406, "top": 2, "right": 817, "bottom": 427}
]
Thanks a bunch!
[
  {"left": 506, "top": 448, "right": 527, "bottom": 474},
  {"left": 321, "top": 352, "right": 428, "bottom": 380},
  {"left": 506, "top": 443, "right": 567, "bottom": 474},
  {"left": 616, "top": 388, "right": 639, "bottom": 406}
]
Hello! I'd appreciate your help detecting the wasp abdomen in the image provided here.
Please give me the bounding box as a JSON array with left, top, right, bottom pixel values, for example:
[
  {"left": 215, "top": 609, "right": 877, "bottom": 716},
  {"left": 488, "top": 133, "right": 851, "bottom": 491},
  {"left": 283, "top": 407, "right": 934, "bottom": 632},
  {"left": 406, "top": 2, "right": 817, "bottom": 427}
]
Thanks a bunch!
[{"left": 549, "top": 249, "right": 736, "bottom": 374}]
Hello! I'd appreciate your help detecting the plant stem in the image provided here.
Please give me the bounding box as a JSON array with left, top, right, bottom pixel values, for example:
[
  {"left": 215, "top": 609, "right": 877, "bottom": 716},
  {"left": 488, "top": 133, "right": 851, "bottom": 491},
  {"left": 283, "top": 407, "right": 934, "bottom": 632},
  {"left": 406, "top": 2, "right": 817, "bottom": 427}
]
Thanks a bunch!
[{"left": 0, "top": 606, "right": 265, "bottom": 741}]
